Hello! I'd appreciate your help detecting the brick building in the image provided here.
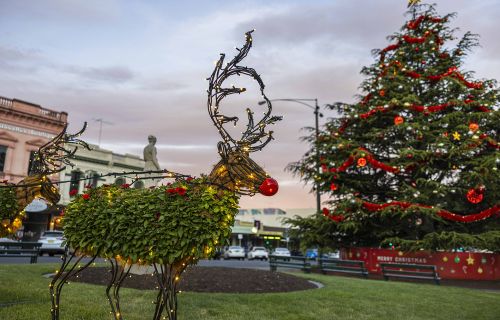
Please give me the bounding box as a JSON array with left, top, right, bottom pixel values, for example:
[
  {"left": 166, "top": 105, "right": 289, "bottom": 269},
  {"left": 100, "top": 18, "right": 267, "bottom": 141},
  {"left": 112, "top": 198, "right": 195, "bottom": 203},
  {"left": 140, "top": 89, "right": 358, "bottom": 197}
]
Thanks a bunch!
[{"left": 0, "top": 95, "right": 67, "bottom": 183}]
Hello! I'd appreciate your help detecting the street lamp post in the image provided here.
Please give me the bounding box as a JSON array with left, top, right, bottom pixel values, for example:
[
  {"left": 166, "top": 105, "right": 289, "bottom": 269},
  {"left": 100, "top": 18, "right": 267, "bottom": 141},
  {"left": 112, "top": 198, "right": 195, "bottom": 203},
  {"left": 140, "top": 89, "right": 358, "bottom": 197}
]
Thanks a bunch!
[{"left": 259, "top": 98, "right": 323, "bottom": 213}]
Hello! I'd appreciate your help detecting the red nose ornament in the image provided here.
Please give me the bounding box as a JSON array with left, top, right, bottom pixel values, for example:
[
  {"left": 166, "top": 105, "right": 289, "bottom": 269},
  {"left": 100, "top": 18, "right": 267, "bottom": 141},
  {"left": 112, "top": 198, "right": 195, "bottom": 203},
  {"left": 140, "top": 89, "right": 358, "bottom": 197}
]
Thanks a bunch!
[{"left": 259, "top": 178, "right": 279, "bottom": 196}]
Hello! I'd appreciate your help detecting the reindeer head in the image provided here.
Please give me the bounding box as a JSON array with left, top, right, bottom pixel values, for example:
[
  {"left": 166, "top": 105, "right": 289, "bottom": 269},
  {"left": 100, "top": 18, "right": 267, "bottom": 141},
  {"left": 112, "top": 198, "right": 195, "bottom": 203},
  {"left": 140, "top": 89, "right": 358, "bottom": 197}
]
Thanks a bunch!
[
  {"left": 207, "top": 31, "right": 282, "bottom": 196},
  {"left": 17, "top": 123, "right": 90, "bottom": 206}
]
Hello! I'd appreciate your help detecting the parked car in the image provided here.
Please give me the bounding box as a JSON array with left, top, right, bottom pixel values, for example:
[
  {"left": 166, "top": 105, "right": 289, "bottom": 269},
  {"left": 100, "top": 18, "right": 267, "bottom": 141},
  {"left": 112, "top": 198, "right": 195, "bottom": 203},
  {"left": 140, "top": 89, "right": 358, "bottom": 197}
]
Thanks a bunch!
[
  {"left": 38, "top": 230, "right": 65, "bottom": 256},
  {"left": 305, "top": 248, "right": 318, "bottom": 259},
  {"left": 247, "top": 246, "right": 269, "bottom": 260},
  {"left": 271, "top": 247, "right": 291, "bottom": 260},
  {"left": 223, "top": 246, "right": 245, "bottom": 260}
]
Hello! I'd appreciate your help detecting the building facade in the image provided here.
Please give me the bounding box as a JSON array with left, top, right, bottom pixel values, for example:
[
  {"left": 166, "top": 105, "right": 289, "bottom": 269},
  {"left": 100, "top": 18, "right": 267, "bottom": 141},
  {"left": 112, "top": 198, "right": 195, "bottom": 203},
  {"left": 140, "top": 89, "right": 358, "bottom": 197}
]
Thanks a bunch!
[
  {"left": 58, "top": 143, "right": 145, "bottom": 206},
  {"left": 229, "top": 208, "right": 315, "bottom": 251},
  {"left": 0, "top": 95, "right": 67, "bottom": 183}
]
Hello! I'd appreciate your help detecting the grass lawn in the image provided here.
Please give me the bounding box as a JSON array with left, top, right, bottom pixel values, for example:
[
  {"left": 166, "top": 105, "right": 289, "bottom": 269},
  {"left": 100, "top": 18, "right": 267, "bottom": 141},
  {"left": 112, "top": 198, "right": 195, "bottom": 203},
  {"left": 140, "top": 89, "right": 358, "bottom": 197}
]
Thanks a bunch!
[{"left": 0, "top": 264, "right": 498, "bottom": 320}]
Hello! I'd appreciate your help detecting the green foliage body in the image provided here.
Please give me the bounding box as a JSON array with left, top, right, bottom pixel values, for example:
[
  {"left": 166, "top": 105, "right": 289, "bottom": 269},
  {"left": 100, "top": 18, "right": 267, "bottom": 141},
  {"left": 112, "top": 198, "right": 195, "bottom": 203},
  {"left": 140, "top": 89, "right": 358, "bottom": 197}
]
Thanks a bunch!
[
  {"left": 0, "top": 186, "right": 20, "bottom": 237},
  {"left": 63, "top": 178, "right": 239, "bottom": 265},
  {"left": 287, "top": 4, "right": 499, "bottom": 252}
]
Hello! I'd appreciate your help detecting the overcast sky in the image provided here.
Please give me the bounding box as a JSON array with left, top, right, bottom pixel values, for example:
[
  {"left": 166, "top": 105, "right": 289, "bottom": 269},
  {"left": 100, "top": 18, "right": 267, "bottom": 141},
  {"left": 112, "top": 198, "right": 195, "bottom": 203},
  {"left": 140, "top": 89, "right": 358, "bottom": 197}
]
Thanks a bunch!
[{"left": 1, "top": 0, "right": 499, "bottom": 209}]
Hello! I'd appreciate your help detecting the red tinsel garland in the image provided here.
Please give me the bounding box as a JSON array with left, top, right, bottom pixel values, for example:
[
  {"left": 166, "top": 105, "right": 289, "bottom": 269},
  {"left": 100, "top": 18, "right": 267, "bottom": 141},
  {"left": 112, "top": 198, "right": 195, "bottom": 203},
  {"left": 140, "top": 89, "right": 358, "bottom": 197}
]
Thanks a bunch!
[
  {"left": 357, "top": 100, "right": 490, "bottom": 121},
  {"left": 362, "top": 201, "right": 499, "bottom": 223},
  {"left": 327, "top": 149, "right": 398, "bottom": 174},
  {"left": 322, "top": 208, "right": 345, "bottom": 222},
  {"left": 360, "top": 93, "right": 373, "bottom": 105},
  {"left": 381, "top": 14, "right": 446, "bottom": 64},
  {"left": 407, "top": 15, "right": 444, "bottom": 30},
  {"left": 407, "top": 15, "right": 425, "bottom": 29},
  {"left": 403, "top": 34, "right": 426, "bottom": 44},
  {"left": 366, "top": 154, "right": 400, "bottom": 173},
  {"left": 424, "top": 66, "right": 483, "bottom": 89}
]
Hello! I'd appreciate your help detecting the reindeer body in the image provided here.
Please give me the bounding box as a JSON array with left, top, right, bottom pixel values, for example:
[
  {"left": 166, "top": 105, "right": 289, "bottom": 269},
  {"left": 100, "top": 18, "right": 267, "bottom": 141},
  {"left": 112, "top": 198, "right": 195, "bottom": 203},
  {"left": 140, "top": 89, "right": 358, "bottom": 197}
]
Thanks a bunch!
[{"left": 50, "top": 30, "right": 280, "bottom": 320}]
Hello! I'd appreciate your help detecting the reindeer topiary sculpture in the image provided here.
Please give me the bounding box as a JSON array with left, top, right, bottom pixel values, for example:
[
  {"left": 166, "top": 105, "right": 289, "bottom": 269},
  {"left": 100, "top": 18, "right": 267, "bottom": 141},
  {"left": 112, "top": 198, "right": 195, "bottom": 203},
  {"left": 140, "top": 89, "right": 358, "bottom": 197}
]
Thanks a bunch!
[
  {"left": 51, "top": 30, "right": 282, "bottom": 320},
  {"left": 0, "top": 124, "right": 89, "bottom": 237}
]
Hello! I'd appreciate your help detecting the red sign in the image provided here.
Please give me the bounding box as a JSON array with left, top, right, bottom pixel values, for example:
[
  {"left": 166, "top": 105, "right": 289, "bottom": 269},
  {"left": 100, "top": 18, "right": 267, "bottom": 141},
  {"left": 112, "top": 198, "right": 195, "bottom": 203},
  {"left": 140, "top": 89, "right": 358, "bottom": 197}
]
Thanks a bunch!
[{"left": 341, "top": 247, "right": 500, "bottom": 280}]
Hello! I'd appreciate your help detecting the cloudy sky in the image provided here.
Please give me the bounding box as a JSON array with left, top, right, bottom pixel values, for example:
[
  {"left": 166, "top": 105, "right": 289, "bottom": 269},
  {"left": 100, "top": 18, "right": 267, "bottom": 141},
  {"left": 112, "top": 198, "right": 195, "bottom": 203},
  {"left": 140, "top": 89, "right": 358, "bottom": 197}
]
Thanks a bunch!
[{"left": 1, "top": 0, "right": 499, "bottom": 209}]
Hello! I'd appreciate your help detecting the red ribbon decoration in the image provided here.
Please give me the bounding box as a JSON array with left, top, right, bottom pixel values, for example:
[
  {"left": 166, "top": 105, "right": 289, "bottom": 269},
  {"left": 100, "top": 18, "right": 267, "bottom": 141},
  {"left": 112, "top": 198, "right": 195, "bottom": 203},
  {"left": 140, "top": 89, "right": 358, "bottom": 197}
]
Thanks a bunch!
[
  {"left": 403, "top": 35, "right": 426, "bottom": 44},
  {"left": 322, "top": 208, "right": 345, "bottom": 222},
  {"left": 326, "top": 149, "right": 398, "bottom": 174},
  {"left": 362, "top": 201, "right": 499, "bottom": 223},
  {"left": 407, "top": 15, "right": 444, "bottom": 30}
]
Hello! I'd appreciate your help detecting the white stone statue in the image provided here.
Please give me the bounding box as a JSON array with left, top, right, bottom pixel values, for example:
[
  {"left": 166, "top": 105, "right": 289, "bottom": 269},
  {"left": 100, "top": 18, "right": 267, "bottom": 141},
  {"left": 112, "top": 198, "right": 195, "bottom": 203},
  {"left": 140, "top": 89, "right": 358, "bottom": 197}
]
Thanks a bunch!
[
  {"left": 143, "top": 135, "right": 161, "bottom": 188},
  {"left": 143, "top": 135, "right": 161, "bottom": 171}
]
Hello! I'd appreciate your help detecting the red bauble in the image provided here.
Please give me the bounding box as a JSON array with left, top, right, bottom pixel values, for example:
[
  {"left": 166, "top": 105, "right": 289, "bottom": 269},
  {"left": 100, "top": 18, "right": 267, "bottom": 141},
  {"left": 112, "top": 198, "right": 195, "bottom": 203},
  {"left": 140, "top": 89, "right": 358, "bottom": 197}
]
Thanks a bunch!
[
  {"left": 467, "top": 188, "right": 484, "bottom": 204},
  {"left": 82, "top": 193, "right": 90, "bottom": 200},
  {"left": 379, "top": 89, "right": 385, "bottom": 97},
  {"left": 322, "top": 208, "right": 330, "bottom": 216},
  {"left": 469, "top": 122, "right": 479, "bottom": 132},
  {"left": 69, "top": 189, "right": 78, "bottom": 197},
  {"left": 357, "top": 158, "right": 367, "bottom": 167},
  {"left": 330, "top": 182, "right": 338, "bottom": 191},
  {"left": 259, "top": 178, "right": 279, "bottom": 196},
  {"left": 394, "top": 116, "right": 404, "bottom": 125}
]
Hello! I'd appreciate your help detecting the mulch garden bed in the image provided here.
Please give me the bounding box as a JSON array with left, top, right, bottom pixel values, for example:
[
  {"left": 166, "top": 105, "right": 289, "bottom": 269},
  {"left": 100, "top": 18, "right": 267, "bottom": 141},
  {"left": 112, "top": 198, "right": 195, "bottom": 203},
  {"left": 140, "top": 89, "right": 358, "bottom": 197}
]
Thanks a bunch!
[{"left": 69, "top": 266, "right": 317, "bottom": 293}]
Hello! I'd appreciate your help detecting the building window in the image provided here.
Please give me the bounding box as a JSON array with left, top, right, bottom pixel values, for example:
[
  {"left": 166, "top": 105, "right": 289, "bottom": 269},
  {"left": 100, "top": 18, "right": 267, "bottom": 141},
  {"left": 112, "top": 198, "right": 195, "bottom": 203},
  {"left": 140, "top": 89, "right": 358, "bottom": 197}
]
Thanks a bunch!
[
  {"left": 70, "top": 171, "right": 81, "bottom": 194},
  {"left": 91, "top": 173, "right": 99, "bottom": 188},
  {"left": 27, "top": 151, "right": 38, "bottom": 174},
  {"left": 0, "top": 145, "right": 6, "bottom": 172}
]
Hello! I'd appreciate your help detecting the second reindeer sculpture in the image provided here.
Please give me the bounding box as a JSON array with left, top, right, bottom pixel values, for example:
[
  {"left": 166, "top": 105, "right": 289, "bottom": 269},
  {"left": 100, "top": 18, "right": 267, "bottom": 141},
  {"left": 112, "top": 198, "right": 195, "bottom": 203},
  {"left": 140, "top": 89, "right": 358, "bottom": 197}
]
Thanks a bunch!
[
  {"left": 52, "top": 31, "right": 282, "bottom": 320},
  {"left": 0, "top": 124, "right": 88, "bottom": 237}
]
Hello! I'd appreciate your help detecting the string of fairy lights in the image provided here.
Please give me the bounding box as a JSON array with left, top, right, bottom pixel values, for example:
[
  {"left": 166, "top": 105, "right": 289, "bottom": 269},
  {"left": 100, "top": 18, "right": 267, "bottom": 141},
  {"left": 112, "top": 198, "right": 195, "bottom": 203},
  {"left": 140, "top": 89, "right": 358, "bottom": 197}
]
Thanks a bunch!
[{"left": 0, "top": 169, "right": 192, "bottom": 189}]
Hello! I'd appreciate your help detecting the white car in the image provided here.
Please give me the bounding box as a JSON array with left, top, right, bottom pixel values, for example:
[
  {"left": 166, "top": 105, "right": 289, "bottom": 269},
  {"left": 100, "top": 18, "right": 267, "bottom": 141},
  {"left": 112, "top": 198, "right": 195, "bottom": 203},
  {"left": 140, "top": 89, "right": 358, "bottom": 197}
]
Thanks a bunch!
[
  {"left": 247, "top": 246, "right": 269, "bottom": 260},
  {"left": 271, "top": 247, "right": 291, "bottom": 260},
  {"left": 38, "top": 230, "right": 65, "bottom": 256},
  {"left": 223, "top": 246, "right": 245, "bottom": 260}
]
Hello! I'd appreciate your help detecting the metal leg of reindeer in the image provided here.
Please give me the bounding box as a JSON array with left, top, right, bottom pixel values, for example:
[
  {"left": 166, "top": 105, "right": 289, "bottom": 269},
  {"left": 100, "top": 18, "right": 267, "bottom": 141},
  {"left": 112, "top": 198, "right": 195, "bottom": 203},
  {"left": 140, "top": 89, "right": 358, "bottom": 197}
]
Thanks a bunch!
[
  {"left": 50, "top": 249, "right": 97, "bottom": 320},
  {"left": 106, "top": 259, "right": 121, "bottom": 319},
  {"left": 152, "top": 289, "right": 165, "bottom": 320},
  {"left": 113, "top": 263, "right": 132, "bottom": 319},
  {"left": 153, "top": 264, "right": 180, "bottom": 320}
]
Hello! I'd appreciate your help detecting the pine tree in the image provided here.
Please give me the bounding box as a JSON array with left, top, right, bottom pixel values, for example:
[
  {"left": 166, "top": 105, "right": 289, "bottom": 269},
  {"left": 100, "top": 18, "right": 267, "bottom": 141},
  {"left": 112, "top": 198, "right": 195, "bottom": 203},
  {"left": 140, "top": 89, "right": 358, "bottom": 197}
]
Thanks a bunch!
[{"left": 287, "top": 4, "right": 499, "bottom": 252}]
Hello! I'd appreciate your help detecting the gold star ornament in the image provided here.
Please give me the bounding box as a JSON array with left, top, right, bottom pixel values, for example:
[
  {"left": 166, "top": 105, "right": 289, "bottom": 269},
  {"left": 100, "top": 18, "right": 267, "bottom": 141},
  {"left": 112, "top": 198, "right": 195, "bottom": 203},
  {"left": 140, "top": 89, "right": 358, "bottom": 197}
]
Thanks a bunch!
[
  {"left": 452, "top": 131, "right": 461, "bottom": 141},
  {"left": 467, "top": 255, "right": 475, "bottom": 265}
]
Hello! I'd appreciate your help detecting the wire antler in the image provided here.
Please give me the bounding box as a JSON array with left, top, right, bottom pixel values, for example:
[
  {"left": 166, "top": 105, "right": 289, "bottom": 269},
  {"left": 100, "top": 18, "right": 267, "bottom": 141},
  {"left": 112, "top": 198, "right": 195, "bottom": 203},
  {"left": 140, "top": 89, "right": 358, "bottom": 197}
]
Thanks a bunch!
[
  {"left": 207, "top": 30, "right": 282, "bottom": 156},
  {"left": 31, "top": 122, "right": 91, "bottom": 175}
]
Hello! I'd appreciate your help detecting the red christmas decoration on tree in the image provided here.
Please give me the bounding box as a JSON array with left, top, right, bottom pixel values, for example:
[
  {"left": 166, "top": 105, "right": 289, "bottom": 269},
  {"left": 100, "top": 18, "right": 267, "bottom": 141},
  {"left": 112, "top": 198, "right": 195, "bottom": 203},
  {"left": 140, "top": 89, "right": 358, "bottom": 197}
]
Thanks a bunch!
[
  {"left": 394, "top": 116, "right": 404, "bottom": 125},
  {"left": 357, "top": 158, "right": 367, "bottom": 167},
  {"left": 469, "top": 122, "right": 479, "bottom": 132},
  {"left": 466, "top": 187, "right": 484, "bottom": 204}
]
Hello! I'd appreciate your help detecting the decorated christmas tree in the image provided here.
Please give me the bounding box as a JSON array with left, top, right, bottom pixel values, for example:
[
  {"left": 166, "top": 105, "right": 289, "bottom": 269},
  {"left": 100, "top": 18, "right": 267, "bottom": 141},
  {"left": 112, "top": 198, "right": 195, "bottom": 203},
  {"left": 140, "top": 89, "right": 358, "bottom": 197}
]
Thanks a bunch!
[{"left": 287, "top": 3, "right": 499, "bottom": 252}]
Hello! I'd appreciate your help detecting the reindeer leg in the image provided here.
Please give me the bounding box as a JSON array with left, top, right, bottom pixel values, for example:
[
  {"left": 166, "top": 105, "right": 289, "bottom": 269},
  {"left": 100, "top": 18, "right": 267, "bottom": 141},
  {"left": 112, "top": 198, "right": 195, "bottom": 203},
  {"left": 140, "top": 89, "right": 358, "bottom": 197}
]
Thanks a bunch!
[
  {"left": 153, "top": 264, "right": 166, "bottom": 320},
  {"left": 152, "top": 289, "right": 164, "bottom": 320},
  {"left": 112, "top": 263, "right": 131, "bottom": 319},
  {"left": 50, "top": 249, "right": 95, "bottom": 320},
  {"left": 106, "top": 258, "right": 120, "bottom": 319},
  {"left": 153, "top": 264, "right": 180, "bottom": 320},
  {"left": 50, "top": 249, "right": 75, "bottom": 320}
]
